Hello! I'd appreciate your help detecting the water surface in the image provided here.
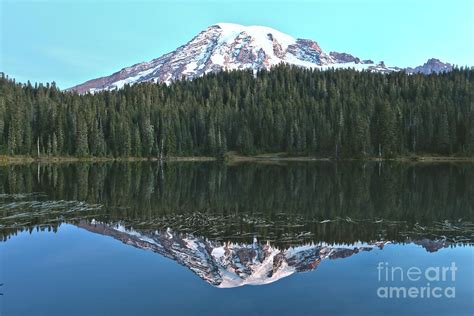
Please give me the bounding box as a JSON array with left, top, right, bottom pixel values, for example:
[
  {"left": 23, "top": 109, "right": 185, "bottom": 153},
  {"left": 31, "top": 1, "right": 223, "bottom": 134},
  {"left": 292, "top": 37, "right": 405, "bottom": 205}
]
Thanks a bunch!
[{"left": 1, "top": 162, "right": 473, "bottom": 315}]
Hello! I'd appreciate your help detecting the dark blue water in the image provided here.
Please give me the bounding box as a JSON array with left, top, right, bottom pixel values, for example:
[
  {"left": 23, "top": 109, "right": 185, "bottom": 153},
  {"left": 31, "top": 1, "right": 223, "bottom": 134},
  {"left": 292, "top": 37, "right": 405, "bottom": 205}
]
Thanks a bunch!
[
  {"left": 1, "top": 224, "right": 473, "bottom": 316},
  {"left": 0, "top": 162, "right": 473, "bottom": 315}
]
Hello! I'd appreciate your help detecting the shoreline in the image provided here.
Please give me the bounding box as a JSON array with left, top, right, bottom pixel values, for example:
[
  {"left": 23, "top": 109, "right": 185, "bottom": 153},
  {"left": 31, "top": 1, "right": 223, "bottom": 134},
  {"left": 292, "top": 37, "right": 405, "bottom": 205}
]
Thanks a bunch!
[{"left": 0, "top": 154, "right": 473, "bottom": 165}]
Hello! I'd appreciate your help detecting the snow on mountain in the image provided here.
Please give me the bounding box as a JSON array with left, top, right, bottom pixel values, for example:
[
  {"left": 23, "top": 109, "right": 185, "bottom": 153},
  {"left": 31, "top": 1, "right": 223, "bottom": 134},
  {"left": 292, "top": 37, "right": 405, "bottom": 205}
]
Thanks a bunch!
[{"left": 68, "top": 23, "right": 453, "bottom": 94}]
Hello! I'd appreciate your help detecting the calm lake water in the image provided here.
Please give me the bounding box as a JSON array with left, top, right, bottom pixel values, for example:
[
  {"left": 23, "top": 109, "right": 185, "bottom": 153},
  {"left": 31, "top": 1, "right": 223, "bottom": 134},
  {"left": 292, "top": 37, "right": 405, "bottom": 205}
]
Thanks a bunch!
[{"left": 0, "top": 162, "right": 473, "bottom": 315}]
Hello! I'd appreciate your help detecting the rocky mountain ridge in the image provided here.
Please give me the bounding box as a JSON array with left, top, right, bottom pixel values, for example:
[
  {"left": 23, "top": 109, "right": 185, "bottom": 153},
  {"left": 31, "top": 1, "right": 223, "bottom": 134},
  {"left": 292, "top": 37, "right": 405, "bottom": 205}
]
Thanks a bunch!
[{"left": 69, "top": 23, "right": 453, "bottom": 94}]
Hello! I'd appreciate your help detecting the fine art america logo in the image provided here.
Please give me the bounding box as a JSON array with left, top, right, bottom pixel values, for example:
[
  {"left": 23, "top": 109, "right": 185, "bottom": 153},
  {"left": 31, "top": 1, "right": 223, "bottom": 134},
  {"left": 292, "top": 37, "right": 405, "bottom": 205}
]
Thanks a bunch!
[{"left": 377, "top": 262, "right": 457, "bottom": 299}]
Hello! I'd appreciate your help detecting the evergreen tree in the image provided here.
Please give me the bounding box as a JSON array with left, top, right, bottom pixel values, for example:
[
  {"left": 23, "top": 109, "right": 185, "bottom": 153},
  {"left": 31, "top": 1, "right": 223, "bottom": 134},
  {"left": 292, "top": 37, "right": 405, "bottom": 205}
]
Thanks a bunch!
[
  {"left": 75, "top": 115, "right": 88, "bottom": 157},
  {"left": 0, "top": 66, "right": 471, "bottom": 159}
]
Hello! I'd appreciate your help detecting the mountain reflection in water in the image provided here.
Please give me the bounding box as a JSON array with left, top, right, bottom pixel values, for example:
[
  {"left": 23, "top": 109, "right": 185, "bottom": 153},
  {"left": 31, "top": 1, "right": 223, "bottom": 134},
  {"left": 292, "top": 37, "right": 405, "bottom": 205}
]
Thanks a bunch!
[
  {"left": 76, "top": 220, "right": 452, "bottom": 288},
  {"left": 0, "top": 161, "right": 472, "bottom": 288}
]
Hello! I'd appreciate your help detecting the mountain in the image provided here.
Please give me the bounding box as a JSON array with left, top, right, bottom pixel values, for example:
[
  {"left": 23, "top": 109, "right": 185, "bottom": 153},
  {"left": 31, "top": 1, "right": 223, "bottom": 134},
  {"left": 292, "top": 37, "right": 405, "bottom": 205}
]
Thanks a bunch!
[
  {"left": 76, "top": 220, "right": 448, "bottom": 288},
  {"left": 68, "top": 23, "right": 452, "bottom": 94},
  {"left": 406, "top": 58, "right": 453, "bottom": 74},
  {"left": 77, "top": 220, "right": 384, "bottom": 287}
]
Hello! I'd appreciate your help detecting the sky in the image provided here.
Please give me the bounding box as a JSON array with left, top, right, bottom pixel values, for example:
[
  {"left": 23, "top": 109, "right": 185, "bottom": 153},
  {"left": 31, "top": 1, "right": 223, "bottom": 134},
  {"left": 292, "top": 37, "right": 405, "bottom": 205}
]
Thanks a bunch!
[{"left": 1, "top": 0, "right": 473, "bottom": 89}]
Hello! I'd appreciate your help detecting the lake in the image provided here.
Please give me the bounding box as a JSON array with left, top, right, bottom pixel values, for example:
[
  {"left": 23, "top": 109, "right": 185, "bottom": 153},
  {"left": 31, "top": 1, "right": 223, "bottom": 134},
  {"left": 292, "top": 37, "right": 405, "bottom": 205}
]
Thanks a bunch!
[{"left": 0, "top": 161, "right": 473, "bottom": 315}]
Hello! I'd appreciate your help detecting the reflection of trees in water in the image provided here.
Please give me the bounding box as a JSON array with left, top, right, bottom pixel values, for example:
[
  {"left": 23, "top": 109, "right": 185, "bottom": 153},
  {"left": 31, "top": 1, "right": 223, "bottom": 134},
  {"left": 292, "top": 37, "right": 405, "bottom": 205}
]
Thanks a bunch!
[{"left": 0, "top": 162, "right": 472, "bottom": 244}]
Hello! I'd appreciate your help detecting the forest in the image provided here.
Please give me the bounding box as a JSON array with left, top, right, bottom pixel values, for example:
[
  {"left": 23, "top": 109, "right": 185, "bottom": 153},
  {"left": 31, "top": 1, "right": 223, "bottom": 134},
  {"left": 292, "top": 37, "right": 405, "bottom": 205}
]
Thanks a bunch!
[{"left": 0, "top": 65, "right": 473, "bottom": 158}]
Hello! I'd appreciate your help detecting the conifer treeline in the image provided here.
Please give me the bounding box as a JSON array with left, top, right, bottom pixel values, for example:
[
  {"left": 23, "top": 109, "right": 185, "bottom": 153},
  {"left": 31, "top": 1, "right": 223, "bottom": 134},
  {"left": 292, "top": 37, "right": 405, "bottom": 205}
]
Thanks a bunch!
[{"left": 0, "top": 65, "right": 472, "bottom": 158}]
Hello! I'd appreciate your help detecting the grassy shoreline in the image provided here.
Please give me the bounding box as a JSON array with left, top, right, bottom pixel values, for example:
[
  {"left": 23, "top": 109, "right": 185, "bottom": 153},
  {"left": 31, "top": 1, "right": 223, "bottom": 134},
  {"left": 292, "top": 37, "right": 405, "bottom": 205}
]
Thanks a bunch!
[
  {"left": 224, "top": 152, "right": 474, "bottom": 163},
  {"left": 1, "top": 153, "right": 473, "bottom": 165}
]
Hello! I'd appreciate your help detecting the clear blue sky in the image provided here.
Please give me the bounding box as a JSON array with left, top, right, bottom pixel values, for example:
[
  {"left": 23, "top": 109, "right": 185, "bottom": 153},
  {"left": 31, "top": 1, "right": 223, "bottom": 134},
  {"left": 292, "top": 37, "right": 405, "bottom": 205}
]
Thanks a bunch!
[{"left": 1, "top": 0, "right": 473, "bottom": 89}]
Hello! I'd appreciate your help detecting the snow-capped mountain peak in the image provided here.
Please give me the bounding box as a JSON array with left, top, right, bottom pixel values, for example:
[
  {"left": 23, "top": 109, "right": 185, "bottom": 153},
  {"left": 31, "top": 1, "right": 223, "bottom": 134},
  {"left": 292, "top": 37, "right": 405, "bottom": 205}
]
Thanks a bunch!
[
  {"left": 68, "top": 23, "right": 453, "bottom": 94},
  {"left": 213, "top": 22, "right": 298, "bottom": 52}
]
